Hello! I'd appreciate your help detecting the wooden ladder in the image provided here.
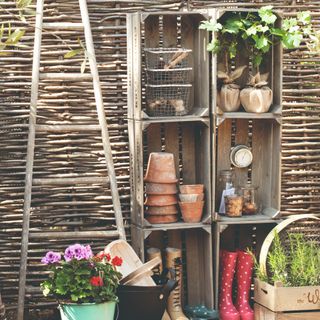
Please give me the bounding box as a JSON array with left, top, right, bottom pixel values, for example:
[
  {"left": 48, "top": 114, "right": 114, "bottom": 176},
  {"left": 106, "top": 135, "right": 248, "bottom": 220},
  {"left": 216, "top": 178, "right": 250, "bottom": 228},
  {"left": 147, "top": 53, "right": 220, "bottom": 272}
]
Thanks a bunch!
[{"left": 17, "top": 1, "right": 126, "bottom": 319}]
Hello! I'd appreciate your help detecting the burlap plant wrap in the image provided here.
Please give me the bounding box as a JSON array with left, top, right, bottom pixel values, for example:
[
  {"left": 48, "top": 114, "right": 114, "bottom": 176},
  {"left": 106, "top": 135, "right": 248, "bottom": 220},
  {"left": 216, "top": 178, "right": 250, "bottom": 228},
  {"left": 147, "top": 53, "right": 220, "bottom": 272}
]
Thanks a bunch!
[
  {"left": 240, "top": 72, "right": 273, "bottom": 113},
  {"left": 217, "top": 66, "right": 246, "bottom": 112}
]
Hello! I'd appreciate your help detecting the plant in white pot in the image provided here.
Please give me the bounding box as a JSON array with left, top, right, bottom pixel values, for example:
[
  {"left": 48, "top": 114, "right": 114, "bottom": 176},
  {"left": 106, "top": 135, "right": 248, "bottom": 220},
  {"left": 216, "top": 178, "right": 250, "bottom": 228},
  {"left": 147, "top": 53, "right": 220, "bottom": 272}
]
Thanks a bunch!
[
  {"left": 200, "top": 6, "right": 315, "bottom": 113},
  {"left": 40, "top": 244, "right": 123, "bottom": 320}
]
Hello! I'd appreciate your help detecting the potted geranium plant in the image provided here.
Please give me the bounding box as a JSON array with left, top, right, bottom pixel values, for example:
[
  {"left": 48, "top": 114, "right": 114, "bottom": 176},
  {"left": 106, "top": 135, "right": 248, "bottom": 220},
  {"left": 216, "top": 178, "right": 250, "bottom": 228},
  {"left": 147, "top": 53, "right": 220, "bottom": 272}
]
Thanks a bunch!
[
  {"left": 40, "top": 243, "right": 123, "bottom": 320},
  {"left": 200, "top": 6, "right": 315, "bottom": 113}
]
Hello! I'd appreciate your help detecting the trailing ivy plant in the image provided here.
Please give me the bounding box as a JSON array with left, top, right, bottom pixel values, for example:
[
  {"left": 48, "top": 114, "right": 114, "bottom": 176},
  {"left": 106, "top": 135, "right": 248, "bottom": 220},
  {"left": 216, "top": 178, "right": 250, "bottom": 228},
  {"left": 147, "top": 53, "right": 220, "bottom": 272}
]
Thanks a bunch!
[{"left": 200, "top": 6, "right": 317, "bottom": 73}]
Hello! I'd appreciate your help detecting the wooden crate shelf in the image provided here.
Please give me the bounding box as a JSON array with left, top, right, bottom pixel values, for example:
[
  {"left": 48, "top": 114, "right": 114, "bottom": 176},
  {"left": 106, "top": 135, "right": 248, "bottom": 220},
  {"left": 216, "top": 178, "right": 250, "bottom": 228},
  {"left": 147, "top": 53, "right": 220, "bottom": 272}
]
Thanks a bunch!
[
  {"left": 131, "top": 225, "right": 214, "bottom": 309},
  {"left": 213, "top": 118, "right": 282, "bottom": 221},
  {"left": 129, "top": 120, "right": 211, "bottom": 227},
  {"left": 254, "top": 303, "right": 320, "bottom": 320},
  {"left": 211, "top": 9, "right": 282, "bottom": 117},
  {"left": 213, "top": 223, "right": 278, "bottom": 308},
  {"left": 127, "top": 11, "right": 210, "bottom": 120}
]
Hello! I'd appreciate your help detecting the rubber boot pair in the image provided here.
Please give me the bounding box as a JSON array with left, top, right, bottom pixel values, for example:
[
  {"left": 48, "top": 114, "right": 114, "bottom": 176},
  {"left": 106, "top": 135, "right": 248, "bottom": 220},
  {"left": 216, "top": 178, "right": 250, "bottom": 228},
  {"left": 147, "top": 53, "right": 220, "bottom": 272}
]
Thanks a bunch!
[
  {"left": 147, "top": 247, "right": 188, "bottom": 320},
  {"left": 219, "top": 250, "right": 254, "bottom": 320}
]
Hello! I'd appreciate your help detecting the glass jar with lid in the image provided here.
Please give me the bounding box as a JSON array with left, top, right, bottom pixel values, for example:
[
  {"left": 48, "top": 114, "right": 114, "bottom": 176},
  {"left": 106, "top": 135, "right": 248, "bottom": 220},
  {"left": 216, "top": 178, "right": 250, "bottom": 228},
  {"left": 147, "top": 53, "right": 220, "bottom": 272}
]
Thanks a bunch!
[{"left": 241, "top": 183, "right": 258, "bottom": 215}]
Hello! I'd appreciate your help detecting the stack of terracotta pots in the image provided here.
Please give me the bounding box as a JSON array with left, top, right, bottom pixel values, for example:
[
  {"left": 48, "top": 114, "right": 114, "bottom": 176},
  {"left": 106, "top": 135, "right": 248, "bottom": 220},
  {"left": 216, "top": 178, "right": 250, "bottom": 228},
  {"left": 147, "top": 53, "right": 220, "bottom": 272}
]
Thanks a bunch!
[
  {"left": 144, "top": 152, "right": 179, "bottom": 224},
  {"left": 178, "top": 184, "right": 204, "bottom": 223}
]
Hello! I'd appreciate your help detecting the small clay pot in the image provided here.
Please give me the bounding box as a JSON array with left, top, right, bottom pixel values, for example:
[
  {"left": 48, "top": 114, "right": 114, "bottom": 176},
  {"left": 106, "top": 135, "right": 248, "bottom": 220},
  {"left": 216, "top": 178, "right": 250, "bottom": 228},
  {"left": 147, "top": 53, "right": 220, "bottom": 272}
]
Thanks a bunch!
[
  {"left": 144, "top": 194, "right": 178, "bottom": 207},
  {"left": 179, "top": 184, "right": 204, "bottom": 194},
  {"left": 146, "top": 205, "right": 178, "bottom": 215},
  {"left": 145, "top": 214, "right": 178, "bottom": 224},
  {"left": 145, "top": 182, "right": 177, "bottom": 195},
  {"left": 179, "top": 201, "right": 204, "bottom": 223},
  {"left": 144, "top": 152, "right": 178, "bottom": 183},
  {"left": 179, "top": 193, "right": 204, "bottom": 202}
]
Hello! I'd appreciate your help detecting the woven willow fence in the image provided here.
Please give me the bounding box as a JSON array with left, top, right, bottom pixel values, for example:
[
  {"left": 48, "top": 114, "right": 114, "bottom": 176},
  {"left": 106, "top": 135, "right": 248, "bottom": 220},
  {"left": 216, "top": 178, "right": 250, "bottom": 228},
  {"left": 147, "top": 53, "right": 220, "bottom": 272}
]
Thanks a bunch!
[{"left": 0, "top": 0, "right": 319, "bottom": 317}]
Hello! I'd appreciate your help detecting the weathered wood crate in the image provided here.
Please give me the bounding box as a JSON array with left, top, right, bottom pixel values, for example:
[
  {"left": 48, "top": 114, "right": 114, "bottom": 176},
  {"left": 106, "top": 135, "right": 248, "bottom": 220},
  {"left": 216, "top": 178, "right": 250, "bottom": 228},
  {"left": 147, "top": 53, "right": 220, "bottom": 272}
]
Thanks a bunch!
[
  {"left": 131, "top": 226, "right": 214, "bottom": 308},
  {"left": 255, "top": 303, "right": 320, "bottom": 320},
  {"left": 127, "top": 11, "right": 210, "bottom": 119},
  {"left": 254, "top": 279, "right": 320, "bottom": 312},
  {"left": 211, "top": 8, "right": 282, "bottom": 116},
  {"left": 214, "top": 118, "right": 282, "bottom": 220},
  {"left": 129, "top": 119, "right": 211, "bottom": 227}
]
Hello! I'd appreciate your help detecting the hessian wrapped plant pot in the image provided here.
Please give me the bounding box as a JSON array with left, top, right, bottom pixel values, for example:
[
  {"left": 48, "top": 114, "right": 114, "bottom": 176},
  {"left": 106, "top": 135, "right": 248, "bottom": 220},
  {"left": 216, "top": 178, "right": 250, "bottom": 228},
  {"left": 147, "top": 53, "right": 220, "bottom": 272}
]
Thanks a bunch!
[
  {"left": 59, "top": 301, "right": 116, "bottom": 320},
  {"left": 240, "top": 72, "right": 273, "bottom": 113},
  {"left": 217, "top": 65, "right": 246, "bottom": 112}
]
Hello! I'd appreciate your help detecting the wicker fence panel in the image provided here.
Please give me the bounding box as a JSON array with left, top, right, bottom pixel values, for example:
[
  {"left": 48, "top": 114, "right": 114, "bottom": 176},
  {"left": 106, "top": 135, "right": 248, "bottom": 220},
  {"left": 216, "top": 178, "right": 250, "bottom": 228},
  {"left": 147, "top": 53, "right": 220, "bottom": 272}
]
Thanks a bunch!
[{"left": 0, "top": 0, "right": 319, "bottom": 316}]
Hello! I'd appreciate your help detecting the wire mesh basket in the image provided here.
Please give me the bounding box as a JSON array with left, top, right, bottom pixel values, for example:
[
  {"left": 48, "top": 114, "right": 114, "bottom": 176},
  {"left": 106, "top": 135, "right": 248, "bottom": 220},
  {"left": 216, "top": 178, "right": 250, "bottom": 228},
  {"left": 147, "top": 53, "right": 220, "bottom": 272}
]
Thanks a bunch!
[
  {"left": 146, "top": 84, "right": 191, "bottom": 117},
  {"left": 144, "top": 48, "right": 192, "bottom": 70},
  {"left": 146, "top": 67, "right": 192, "bottom": 85}
]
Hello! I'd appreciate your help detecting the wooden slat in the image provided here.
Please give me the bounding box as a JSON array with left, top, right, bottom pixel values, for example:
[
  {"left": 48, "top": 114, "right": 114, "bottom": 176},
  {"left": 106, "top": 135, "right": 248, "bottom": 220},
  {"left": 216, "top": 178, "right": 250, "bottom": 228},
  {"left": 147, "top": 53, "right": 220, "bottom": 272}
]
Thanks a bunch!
[
  {"left": 17, "top": 0, "right": 44, "bottom": 318},
  {"left": 79, "top": 0, "right": 125, "bottom": 240},
  {"left": 181, "top": 15, "right": 195, "bottom": 110},
  {"left": 234, "top": 119, "right": 249, "bottom": 188},
  {"left": 36, "top": 124, "right": 101, "bottom": 132},
  {"left": 30, "top": 231, "right": 119, "bottom": 239},
  {"left": 39, "top": 73, "right": 92, "bottom": 80},
  {"left": 32, "top": 176, "right": 109, "bottom": 185},
  {"left": 42, "top": 22, "right": 84, "bottom": 30},
  {"left": 215, "top": 119, "right": 232, "bottom": 211}
]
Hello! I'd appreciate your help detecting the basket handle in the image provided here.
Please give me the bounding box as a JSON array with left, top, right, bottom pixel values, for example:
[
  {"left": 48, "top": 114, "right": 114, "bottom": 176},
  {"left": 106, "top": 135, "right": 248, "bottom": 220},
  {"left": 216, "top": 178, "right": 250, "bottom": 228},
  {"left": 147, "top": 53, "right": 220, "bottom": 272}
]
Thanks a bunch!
[
  {"left": 120, "top": 256, "right": 161, "bottom": 285},
  {"left": 259, "top": 214, "right": 320, "bottom": 276}
]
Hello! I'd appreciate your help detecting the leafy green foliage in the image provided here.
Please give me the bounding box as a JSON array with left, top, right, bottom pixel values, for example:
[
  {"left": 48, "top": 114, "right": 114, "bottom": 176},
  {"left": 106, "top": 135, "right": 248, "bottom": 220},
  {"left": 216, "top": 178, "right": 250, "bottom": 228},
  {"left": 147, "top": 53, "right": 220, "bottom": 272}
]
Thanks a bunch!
[
  {"left": 252, "top": 232, "right": 320, "bottom": 287},
  {"left": 41, "top": 248, "right": 122, "bottom": 304},
  {"left": 0, "top": 0, "right": 34, "bottom": 54},
  {"left": 64, "top": 38, "right": 88, "bottom": 73},
  {"left": 267, "top": 231, "right": 288, "bottom": 285},
  {"left": 199, "top": 6, "right": 318, "bottom": 70}
]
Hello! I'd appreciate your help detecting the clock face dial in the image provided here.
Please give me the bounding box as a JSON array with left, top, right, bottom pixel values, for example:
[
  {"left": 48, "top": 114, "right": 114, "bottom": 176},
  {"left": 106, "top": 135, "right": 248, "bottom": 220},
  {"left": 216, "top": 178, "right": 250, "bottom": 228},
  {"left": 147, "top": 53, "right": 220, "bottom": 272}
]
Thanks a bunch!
[
  {"left": 230, "top": 145, "right": 253, "bottom": 168},
  {"left": 234, "top": 149, "right": 253, "bottom": 168}
]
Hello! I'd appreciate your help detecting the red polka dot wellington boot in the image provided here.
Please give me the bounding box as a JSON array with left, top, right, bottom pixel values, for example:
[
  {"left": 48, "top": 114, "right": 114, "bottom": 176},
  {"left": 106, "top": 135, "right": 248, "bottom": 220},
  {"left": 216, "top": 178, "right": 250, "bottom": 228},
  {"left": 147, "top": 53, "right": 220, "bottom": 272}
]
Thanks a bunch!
[
  {"left": 235, "top": 251, "right": 254, "bottom": 320},
  {"left": 219, "top": 251, "right": 240, "bottom": 320}
]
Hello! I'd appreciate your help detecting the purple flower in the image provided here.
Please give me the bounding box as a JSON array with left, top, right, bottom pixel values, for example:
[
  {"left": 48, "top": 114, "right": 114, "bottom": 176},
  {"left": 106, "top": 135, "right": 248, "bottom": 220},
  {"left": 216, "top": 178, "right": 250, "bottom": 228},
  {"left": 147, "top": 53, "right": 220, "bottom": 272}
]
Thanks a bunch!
[
  {"left": 41, "top": 251, "right": 61, "bottom": 265},
  {"left": 64, "top": 244, "right": 92, "bottom": 262},
  {"left": 84, "top": 245, "right": 93, "bottom": 259}
]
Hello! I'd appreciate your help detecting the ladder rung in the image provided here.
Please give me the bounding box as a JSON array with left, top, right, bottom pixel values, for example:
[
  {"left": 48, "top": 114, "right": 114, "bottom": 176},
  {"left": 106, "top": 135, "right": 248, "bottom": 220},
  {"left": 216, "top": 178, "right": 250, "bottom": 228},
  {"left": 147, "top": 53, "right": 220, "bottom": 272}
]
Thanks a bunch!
[
  {"left": 32, "top": 177, "right": 109, "bottom": 185},
  {"left": 42, "top": 22, "right": 84, "bottom": 30},
  {"left": 36, "top": 124, "right": 101, "bottom": 132},
  {"left": 30, "top": 231, "right": 119, "bottom": 239},
  {"left": 39, "top": 73, "right": 92, "bottom": 80}
]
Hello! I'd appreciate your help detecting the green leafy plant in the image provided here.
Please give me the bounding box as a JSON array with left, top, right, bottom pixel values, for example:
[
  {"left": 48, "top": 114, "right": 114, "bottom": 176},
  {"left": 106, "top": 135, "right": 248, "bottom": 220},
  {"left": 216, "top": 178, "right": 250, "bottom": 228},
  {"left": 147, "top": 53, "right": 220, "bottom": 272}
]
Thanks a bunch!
[
  {"left": 64, "top": 38, "right": 88, "bottom": 73},
  {"left": 267, "top": 231, "right": 288, "bottom": 285},
  {"left": 0, "top": 0, "right": 34, "bottom": 54},
  {"left": 200, "top": 6, "right": 316, "bottom": 72},
  {"left": 40, "top": 244, "right": 122, "bottom": 304},
  {"left": 251, "top": 232, "right": 320, "bottom": 287}
]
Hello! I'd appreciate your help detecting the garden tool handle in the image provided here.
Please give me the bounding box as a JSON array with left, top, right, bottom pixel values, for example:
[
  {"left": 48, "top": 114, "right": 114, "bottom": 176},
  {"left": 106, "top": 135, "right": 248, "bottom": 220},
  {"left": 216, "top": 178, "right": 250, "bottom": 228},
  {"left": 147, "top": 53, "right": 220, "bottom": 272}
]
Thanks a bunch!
[{"left": 120, "top": 256, "right": 161, "bottom": 285}]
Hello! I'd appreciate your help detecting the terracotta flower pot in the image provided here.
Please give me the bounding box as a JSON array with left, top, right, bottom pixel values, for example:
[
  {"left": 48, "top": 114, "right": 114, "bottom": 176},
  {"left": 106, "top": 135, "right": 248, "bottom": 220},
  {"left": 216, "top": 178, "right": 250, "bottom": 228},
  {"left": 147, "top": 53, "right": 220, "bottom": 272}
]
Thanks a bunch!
[
  {"left": 179, "top": 193, "right": 204, "bottom": 202},
  {"left": 179, "top": 184, "right": 204, "bottom": 194},
  {"left": 145, "top": 182, "right": 177, "bottom": 195},
  {"left": 144, "top": 152, "right": 178, "bottom": 183},
  {"left": 145, "top": 205, "right": 178, "bottom": 215},
  {"left": 144, "top": 195, "right": 178, "bottom": 207},
  {"left": 179, "top": 201, "right": 204, "bottom": 223},
  {"left": 145, "top": 214, "right": 178, "bottom": 224}
]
